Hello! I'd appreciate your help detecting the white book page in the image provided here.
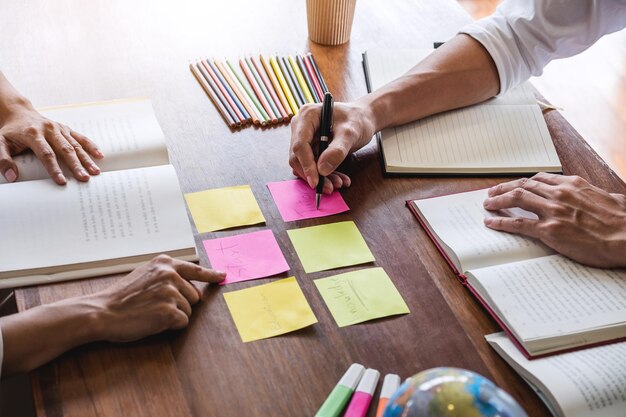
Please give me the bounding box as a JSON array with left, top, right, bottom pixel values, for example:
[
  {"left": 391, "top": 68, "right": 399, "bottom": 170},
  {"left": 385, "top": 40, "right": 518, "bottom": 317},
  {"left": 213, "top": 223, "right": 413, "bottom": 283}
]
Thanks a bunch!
[
  {"left": 382, "top": 104, "right": 560, "bottom": 172},
  {"left": 0, "top": 165, "right": 194, "bottom": 274},
  {"left": 413, "top": 189, "right": 553, "bottom": 272},
  {"left": 472, "top": 256, "right": 626, "bottom": 342},
  {"left": 0, "top": 99, "right": 169, "bottom": 183},
  {"left": 487, "top": 332, "right": 626, "bottom": 417}
]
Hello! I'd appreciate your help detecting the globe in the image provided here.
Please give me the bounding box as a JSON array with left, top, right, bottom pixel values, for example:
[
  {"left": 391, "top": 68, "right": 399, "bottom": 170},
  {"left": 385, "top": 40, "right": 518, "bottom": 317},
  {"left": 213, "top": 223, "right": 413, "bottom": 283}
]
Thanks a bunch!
[{"left": 382, "top": 367, "right": 528, "bottom": 417}]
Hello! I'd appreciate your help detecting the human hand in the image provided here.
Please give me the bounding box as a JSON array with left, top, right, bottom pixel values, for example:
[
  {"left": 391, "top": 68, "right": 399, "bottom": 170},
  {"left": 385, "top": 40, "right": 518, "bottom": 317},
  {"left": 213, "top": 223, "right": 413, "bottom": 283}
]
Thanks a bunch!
[
  {"left": 90, "top": 255, "right": 226, "bottom": 343},
  {"left": 483, "top": 173, "right": 626, "bottom": 268},
  {"left": 0, "top": 99, "right": 104, "bottom": 185},
  {"left": 289, "top": 101, "right": 376, "bottom": 194}
]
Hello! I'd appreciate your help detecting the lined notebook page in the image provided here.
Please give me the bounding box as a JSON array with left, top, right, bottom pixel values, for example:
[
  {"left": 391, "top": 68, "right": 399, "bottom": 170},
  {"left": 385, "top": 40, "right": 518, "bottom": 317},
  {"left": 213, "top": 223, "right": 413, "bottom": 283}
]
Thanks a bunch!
[
  {"left": 364, "top": 49, "right": 561, "bottom": 173},
  {"left": 0, "top": 99, "right": 169, "bottom": 183}
]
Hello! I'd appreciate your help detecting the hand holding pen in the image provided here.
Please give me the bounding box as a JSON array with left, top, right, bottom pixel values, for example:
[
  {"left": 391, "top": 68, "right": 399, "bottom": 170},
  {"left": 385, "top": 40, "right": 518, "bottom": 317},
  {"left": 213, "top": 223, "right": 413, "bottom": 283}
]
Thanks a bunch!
[{"left": 315, "top": 92, "right": 334, "bottom": 209}]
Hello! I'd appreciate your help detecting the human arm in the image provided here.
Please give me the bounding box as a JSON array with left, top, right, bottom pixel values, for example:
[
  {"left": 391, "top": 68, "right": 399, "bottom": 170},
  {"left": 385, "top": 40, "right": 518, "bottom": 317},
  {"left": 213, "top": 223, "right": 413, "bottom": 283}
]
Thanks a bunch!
[
  {"left": 0, "top": 255, "right": 225, "bottom": 376},
  {"left": 0, "top": 71, "right": 104, "bottom": 185},
  {"left": 483, "top": 173, "right": 626, "bottom": 268},
  {"left": 289, "top": 34, "right": 499, "bottom": 192},
  {"left": 290, "top": 0, "right": 626, "bottom": 192}
]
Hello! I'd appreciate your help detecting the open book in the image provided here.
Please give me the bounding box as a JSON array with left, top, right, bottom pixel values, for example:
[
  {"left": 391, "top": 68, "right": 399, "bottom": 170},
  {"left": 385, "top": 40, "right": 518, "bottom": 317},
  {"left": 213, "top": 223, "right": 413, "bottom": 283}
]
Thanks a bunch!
[
  {"left": 487, "top": 332, "right": 626, "bottom": 417},
  {"left": 0, "top": 100, "right": 197, "bottom": 288},
  {"left": 407, "top": 189, "right": 626, "bottom": 358},
  {"left": 363, "top": 49, "right": 562, "bottom": 174}
]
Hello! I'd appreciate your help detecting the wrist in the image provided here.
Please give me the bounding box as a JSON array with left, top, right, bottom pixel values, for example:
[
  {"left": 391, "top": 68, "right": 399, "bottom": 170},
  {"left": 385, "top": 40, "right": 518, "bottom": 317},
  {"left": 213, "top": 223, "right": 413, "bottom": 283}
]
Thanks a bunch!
[
  {"left": 0, "top": 95, "right": 33, "bottom": 124},
  {"left": 51, "top": 294, "right": 109, "bottom": 344}
]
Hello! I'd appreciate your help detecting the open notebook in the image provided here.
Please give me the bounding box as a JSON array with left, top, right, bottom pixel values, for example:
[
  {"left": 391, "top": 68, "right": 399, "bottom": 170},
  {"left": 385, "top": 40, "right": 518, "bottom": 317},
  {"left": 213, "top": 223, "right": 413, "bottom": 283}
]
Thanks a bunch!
[
  {"left": 487, "top": 332, "right": 626, "bottom": 417},
  {"left": 363, "top": 49, "right": 562, "bottom": 174},
  {"left": 0, "top": 100, "right": 197, "bottom": 288},
  {"left": 407, "top": 189, "right": 626, "bottom": 358}
]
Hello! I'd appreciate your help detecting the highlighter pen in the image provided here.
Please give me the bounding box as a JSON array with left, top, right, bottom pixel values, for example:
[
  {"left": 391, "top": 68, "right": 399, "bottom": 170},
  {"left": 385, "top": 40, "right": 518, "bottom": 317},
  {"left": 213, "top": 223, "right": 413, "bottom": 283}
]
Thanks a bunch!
[
  {"left": 343, "top": 368, "right": 380, "bottom": 417},
  {"left": 375, "top": 374, "right": 400, "bottom": 417},
  {"left": 314, "top": 363, "right": 365, "bottom": 417}
]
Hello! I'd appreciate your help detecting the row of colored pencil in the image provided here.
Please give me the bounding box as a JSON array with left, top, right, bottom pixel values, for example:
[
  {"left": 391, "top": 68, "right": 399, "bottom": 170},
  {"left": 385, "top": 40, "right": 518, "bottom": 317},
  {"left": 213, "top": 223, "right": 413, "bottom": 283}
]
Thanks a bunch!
[{"left": 190, "top": 53, "right": 329, "bottom": 128}]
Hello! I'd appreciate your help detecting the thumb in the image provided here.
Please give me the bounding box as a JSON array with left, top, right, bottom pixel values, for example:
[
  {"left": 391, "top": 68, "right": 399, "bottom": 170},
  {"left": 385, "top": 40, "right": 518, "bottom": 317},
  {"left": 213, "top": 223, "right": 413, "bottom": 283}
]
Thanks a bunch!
[
  {"left": 0, "top": 138, "right": 18, "bottom": 183},
  {"left": 318, "top": 138, "right": 350, "bottom": 176}
]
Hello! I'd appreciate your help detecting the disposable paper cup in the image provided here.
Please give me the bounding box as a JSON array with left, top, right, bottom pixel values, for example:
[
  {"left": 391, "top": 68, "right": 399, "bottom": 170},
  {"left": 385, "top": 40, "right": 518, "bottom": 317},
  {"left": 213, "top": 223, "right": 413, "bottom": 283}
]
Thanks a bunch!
[{"left": 307, "top": 0, "right": 357, "bottom": 46}]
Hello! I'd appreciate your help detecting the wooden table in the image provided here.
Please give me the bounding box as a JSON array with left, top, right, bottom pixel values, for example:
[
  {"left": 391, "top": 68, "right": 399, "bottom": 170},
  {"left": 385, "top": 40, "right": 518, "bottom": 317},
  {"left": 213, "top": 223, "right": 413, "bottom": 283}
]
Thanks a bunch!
[{"left": 2, "top": 0, "right": 624, "bottom": 415}]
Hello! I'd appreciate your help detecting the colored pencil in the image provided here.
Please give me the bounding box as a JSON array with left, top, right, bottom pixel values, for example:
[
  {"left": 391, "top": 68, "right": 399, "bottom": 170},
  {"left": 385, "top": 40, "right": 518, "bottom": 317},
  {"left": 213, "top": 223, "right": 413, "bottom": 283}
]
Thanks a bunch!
[
  {"left": 297, "top": 54, "right": 320, "bottom": 103},
  {"left": 307, "top": 53, "right": 329, "bottom": 93},
  {"left": 303, "top": 54, "right": 325, "bottom": 100},
  {"left": 201, "top": 59, "right": 246, "bottom": 125},
  {"left": 289, "top": 55, "right": 314, "bottom": 104},
  {"left": 197, "top": 61, "right": 241, "bottom": 127},
  {"left": 190, "top": 63, "right": 237, "bottom": 128},
  {"left": 240, "top": 57, "right": 278, "bottom": 123},
  {"left": 215, "top": 58, "right": 261, "bottom": 125},
  {"left": 280, "top": 56, "right": 305, "bottom": 108},
  {"left": 207, "top": 58, "right": 250, "bottom": 123},
  {"left": 261, "top": 54, "right": 293, "bottom": 119},
  {"left": 270, "top": 55, "right": 299, "bottom": 115},
  {"left": 250, "top": 55, "right": 286, "bottom": 121},
  {"left": 226, "top": 60, "right": 269, "bottom": 125}
]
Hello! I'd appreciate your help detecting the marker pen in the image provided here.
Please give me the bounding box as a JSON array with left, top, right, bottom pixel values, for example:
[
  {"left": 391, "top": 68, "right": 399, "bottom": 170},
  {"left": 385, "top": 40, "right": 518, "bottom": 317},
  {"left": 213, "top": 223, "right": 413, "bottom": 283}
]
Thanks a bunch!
[
  {"left": 314, "top": 363, "right": 365, "bottom": 417},
  {"left": 375, "top": 374, "right": 401, "bottom": 417},
  {"left": 343, "top": 368, "right": 380, "bottom": 417}
]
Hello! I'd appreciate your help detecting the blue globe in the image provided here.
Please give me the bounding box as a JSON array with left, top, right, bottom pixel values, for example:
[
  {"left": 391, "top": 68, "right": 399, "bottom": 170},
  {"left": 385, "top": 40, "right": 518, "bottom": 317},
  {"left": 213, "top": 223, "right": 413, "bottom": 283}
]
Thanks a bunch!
[{"left": 383, "top": 367, "right": 528, "bottom": 417}]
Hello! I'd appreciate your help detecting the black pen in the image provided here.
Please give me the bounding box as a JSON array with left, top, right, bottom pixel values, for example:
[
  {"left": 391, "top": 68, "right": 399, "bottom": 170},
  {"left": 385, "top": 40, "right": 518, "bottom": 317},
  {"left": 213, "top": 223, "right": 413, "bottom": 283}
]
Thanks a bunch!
[{"left": 316, "top": 92, "right": 333, "bottom": 209}]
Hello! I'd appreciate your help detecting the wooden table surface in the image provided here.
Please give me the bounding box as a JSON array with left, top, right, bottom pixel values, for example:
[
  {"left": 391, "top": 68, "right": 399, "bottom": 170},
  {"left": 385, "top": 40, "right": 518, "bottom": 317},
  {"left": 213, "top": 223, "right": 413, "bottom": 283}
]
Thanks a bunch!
[{"left": 2, "top": 0, "right": 625, "bottom": 416}]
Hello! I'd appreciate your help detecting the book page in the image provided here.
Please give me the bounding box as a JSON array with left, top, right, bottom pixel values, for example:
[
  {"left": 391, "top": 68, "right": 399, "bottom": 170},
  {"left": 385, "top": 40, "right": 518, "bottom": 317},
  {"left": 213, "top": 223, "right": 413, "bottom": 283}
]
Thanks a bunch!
[
  {"left": 487, "top": 332, "right": 626, "bottom": 417},
  {"left": 0, "top": 99, "right": 169, "bottom": 183},
  {"left": 472, "top": 255, "right": 626, "bottom": 345},
  {"left": 381, "top": 104, "right": 560, "bottom": 173},
  {"left": 413, "top": 189, "right": 553, "bottom": 272},
  {"left": 0, "top": 165, "right": 194, "bottom": 277}
]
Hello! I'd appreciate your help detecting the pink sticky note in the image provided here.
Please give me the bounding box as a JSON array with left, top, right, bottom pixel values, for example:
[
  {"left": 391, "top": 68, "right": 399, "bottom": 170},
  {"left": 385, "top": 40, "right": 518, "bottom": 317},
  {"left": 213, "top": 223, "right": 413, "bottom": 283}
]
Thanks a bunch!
[
  {"left": 203, "top": 230, "right": 289, "bottom": 285},
  {"left": 267, "top": 179, "right": 350, "bottom": 222}
]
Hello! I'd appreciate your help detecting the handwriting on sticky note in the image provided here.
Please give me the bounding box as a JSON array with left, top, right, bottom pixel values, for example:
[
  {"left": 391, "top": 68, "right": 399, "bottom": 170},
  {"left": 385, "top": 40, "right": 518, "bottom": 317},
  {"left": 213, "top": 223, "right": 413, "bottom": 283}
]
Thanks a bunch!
[
  {"left": 184, "top": 185, "right": 265, "bottom": 233},
  {"left": 223, "top": 277, "right": 318, "bottom": 342},
  {"left": 315, "top": 268, "right": 409, "bottom": 327},
  {"left": 203, "top": 230, "right": 289, "bottom": 284},
  {"left": 267, "top": 179, "right": 349, "bottom": 222},
  {"left": 287, "top": 221, "right": 375, "bottom": 273}
]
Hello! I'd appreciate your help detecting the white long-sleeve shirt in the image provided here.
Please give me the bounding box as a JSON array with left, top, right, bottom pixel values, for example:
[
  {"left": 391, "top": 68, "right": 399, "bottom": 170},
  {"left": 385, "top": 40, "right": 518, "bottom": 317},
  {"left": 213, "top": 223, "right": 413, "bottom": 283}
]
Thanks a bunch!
[{"left": 460, "top": 0, "right": 626, "bottom": 95}]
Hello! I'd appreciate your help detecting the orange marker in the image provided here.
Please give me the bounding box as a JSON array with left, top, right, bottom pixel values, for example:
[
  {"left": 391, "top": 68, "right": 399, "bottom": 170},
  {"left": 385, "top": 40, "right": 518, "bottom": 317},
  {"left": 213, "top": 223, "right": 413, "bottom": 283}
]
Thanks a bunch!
[{"left": 375, "top": 374, "right": 400, "bottom": 417}]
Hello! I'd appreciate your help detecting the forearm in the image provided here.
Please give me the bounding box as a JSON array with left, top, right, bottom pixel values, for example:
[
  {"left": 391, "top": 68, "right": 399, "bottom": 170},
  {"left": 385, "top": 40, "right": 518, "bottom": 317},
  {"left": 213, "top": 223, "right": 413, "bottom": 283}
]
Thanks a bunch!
[
  {"left": 359, "top": 34, "right": 500, "bottom": 132},
  {"left": 0, "top": 295, "right": 104, "bottom": 376},
  {"left": 0, "top": 71, "right": 33, "bottom": 125}
]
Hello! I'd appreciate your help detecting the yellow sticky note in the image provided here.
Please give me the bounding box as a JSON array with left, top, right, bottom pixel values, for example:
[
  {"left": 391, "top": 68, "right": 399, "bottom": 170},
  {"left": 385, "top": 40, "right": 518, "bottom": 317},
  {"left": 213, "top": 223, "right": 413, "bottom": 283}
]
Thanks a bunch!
[
  {"left": 184, "top": 185, "right": 265, "bottom": 232},
  {"left": 223, "top": 277, "right": 318, "bottom": 342},
  {"left": 315, "top": 268, "right": 409, "bottom": 327},
  {"left": 287, "top": 221, "right": 375, "bottom": 273}
]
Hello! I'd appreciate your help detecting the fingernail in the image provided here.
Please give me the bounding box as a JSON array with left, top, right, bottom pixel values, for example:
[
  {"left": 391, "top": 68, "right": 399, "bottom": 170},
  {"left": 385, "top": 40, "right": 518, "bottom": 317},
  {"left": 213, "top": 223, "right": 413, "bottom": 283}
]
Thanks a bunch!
[
  {"left": 484, "top": 217, "right": 493, "bottom": 225},
  {"left": 487, "top": 187, "right": 496, "bottom": 196},
  {"left": 95, "top": 149, "right": 104, "bottom": 159},
  {"left": 79, "top": 169, "right": 89, "bottom": 177},
  {"left": 91, "top": 164, "right": 101, "bottom": 174},
  {"left": 216, "top": 270, "right": 226, "bottom": 276},
  {"left": 56, "top": 173, "right": 67, "bottom": 184},
  {"left": 4, "top": 168, "right": 17, "bottom": 183},
  {"left": 483, "top": 198, "right": 492, "bottom": 208},
  {"left": 306, "top": 175, "right": 314, "bottom": 188},
  {"left": 319, "top": 162, "right": 333, "bottom": 176}
]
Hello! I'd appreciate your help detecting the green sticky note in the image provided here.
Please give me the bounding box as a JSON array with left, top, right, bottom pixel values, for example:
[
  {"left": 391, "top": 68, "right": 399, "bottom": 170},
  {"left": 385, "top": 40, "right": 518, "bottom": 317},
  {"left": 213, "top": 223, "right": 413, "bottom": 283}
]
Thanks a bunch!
[
  {"left": 287, "top": 221, "right": 375, "bottom": 273},
  {"left": 184, "top": 185, "right": 265, "bottom": 233},
  {"left": 314, "top": 268, "right": 409, "bottom": 327}
]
